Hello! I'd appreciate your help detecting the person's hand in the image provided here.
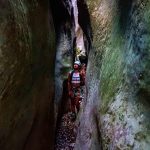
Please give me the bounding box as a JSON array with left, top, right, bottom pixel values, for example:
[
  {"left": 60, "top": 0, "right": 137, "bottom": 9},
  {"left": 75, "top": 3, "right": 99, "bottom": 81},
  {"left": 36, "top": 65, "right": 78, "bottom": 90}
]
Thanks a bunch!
[{"left": 69, "top": 91, "right": 73, "bottom": 98}]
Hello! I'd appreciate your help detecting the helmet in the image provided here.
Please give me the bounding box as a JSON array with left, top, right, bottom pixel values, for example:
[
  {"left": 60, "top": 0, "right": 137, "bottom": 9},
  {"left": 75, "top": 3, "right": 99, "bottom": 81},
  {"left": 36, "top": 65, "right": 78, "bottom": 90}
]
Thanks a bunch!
[{"left": 74, "top": 61, "right": 81, "bottom": 66}]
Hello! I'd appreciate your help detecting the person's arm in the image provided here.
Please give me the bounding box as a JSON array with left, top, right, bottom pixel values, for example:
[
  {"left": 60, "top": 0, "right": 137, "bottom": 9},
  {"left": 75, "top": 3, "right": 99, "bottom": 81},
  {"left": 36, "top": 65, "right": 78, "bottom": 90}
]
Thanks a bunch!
[
  {"left": 68, "top": 72, "right": 72, "bottom": 96},
  {"left": 80, "top": 72, "right": 85, "bottom": 86}
]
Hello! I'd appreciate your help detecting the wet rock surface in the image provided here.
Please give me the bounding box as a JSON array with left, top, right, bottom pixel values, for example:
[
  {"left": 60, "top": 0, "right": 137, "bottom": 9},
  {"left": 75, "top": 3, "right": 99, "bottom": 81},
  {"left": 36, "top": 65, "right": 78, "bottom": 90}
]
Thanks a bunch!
[
  {"left": 0, "top": 0, "right": 150, "bottom": 149},
  {"left": 0, "top": 0, "right": 55, "bottom": 149},
  {"left": 75, "top": 0, "right": 150, "bottom": 149}
]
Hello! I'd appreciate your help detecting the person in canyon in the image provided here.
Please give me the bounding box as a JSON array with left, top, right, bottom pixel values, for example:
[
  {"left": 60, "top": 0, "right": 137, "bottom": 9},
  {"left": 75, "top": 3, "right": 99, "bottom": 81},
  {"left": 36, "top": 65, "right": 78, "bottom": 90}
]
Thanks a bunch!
[{"left": 68, "top": 60, "right": 85, "bottom": 118}]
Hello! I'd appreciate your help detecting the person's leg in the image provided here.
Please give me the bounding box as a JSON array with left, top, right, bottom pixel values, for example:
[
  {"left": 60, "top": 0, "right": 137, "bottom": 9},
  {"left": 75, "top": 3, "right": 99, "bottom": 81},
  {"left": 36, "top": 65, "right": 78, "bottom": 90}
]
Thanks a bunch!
[
  {"left": 70, "top": 97, "right": 76, "bottom": 121},
  {"left": 75, "top": 97, "right": 80, "bottom": 112},
  {"left": 75, "top": 88, "right": 81, "bottom": 112}
]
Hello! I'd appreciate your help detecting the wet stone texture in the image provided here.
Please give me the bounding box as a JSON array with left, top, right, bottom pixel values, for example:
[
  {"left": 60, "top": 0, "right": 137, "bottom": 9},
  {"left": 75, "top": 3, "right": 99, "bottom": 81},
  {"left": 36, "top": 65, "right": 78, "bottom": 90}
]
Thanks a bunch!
[
  {"left": 0, "top": 0, "right": 55, "bottom": 150},
  {"left": 75, "top": 0, "right": 150, "bottom": 149}
]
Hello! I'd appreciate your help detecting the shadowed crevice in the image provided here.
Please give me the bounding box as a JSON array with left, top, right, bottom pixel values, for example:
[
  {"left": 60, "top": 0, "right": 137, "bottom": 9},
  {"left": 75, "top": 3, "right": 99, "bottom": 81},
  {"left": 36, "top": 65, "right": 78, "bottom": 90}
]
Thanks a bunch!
[{"left": 118, "top": 0, "right": 133, "bottom": 33}]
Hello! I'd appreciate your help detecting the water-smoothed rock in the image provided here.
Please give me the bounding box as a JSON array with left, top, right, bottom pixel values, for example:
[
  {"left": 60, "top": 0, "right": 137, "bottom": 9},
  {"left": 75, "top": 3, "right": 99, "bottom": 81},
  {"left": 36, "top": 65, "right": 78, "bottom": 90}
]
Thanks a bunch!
[
  {"left": 0, "top": 0, "right": 55, "bottom": 150},
  {"left": 54, "top": 30, "right": 73, "bottom": 119},
  {"left": 50, "top": 0, "right": 74, "bottom": 122},
  {"left": 75, "top": 0, "right": 150, "bottom": 149}
]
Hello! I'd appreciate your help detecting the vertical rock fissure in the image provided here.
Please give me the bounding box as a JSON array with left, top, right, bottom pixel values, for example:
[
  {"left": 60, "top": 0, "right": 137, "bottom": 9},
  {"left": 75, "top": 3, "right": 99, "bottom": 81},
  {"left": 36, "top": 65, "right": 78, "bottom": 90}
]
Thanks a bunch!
[
  {"left": 71, "top": 0, "right": 86, "bottom": 60},
  {"left": 52, "top": 0, "right": 92, "bottom": 149}
]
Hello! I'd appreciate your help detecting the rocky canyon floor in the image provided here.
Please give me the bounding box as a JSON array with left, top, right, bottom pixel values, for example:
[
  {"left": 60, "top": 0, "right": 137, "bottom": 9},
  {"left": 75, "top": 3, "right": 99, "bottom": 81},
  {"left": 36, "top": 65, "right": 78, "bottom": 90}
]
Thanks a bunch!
[{"left": 55, "top": 112, "right": 77, "bottom": 150}]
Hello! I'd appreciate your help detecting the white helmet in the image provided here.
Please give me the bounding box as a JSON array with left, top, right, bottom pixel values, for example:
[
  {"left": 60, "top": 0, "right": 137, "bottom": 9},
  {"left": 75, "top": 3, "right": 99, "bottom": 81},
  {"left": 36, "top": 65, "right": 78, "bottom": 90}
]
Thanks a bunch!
[{"left": 74, "top": 60, "right": 81, "bottom": 66}]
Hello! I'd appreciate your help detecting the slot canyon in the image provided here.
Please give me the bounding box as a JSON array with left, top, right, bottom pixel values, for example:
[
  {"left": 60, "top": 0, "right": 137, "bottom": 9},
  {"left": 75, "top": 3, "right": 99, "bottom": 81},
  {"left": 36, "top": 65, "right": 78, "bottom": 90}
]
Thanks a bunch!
[{"left": 0, "top": 0, "right": 150, "bottom": 150}]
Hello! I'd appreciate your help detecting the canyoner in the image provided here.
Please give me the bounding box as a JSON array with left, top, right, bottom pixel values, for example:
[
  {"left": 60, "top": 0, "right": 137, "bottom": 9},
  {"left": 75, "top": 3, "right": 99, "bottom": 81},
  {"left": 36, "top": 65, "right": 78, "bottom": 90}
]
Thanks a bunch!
[{"left": 67, "top": 60, "right": 85, "bottom": 119}]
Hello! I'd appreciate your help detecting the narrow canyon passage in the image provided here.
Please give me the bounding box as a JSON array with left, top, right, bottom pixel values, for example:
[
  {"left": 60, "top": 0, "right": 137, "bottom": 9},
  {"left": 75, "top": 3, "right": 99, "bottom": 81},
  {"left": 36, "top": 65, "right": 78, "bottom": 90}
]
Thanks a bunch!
[
  {"left": 0, "top": 0, "right": 150, "bottom": 150},
  {"left": 52, "top": 0, "right": 150, "bottom": 149},
  {"left": 54, "top": 77, "right": 86, "bottom": 150},
  {"left": 51, "top": 0, "right": 150, "bottom": 149},
  {"left": 52, "top": 0, "right": 91, "bottom": 149}
]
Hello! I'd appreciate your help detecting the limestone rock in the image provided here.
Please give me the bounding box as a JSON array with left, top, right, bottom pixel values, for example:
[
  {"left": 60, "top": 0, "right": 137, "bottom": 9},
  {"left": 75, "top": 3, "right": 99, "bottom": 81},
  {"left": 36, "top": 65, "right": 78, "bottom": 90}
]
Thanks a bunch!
[
  {"left": 75, "top": 0, "right": 150, "bottom": 149},
  {"left": 0, "top": 0, "right": 55, "bottom": 150}
]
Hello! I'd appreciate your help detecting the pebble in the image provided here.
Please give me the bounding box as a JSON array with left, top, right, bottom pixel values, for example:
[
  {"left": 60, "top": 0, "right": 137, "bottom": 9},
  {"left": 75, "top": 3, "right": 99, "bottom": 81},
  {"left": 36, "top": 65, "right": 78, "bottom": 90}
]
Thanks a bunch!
[{"left": 55, "top": 113, "right": 77, "bottom": 150}]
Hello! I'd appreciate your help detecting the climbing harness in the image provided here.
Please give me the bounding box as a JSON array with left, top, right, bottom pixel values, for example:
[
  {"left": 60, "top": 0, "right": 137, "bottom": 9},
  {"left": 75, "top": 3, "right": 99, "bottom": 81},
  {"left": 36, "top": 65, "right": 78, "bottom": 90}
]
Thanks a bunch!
[{"left": 71, "top": 72, "right": 81, "bottom": 84}]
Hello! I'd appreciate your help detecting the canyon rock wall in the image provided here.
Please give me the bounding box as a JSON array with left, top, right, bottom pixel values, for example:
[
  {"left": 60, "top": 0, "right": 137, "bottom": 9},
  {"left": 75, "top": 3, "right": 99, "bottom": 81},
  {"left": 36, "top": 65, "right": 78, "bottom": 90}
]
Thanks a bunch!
[
  {"left": 75, "top": 0, "right": 150, "bottom": 149},
  {"left": 0, "top": 0, "right": 55, "bottom": 150},
  {"left": 50, "top": 0, "right": 74, "bottom": 121}
]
